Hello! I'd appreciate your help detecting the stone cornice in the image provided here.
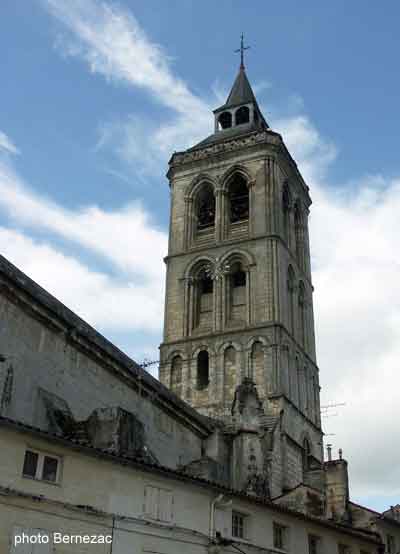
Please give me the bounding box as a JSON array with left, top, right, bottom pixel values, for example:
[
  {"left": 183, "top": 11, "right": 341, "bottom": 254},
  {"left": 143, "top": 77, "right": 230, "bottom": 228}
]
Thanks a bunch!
[{"left": 168, "top": 129, "right": 310, "bottom": 200}]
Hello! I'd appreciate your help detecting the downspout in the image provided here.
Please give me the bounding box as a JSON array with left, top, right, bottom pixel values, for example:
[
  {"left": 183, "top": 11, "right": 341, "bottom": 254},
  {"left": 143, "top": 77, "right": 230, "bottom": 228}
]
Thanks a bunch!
[
  {"left": 109, "top": 515, "right": 115, "bottom": 554},
  {"left": 210, "top": 494, "right": 224, "bottom": 539}
]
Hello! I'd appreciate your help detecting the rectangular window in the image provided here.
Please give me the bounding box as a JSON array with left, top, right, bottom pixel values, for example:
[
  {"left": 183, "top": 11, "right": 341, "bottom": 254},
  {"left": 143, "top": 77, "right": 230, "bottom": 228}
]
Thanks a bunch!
[
  {"left": 232, "top": 512, "right": 246, "bottom": 539},
  {"left": 273, "top": 522, "right": 288, "bottom": 550},
  {"left": 308, "top": 534, "right": 321, "bottom": 554},
  {"left": 22, "top": 449, "right": 60, "bottom": 484},
  {"left": 22, "top": 450, "right": 39, "bottom": 478},
  {"left": 144, "top": 485, "right": 173, "bottom": 523}
]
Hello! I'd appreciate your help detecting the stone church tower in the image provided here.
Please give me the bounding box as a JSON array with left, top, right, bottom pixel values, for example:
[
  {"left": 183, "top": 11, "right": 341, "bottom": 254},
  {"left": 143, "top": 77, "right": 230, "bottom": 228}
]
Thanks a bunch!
[{"left": 160, "top": 60, "right": 324, "bottom": 495}]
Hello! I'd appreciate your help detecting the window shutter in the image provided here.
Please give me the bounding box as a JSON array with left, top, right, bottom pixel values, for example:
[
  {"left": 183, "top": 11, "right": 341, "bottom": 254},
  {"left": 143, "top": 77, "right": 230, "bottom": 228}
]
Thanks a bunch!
[
  {"left": 144, "top": 485, "right": 159, "bottom": 519},
  {"left": 158, "top": 489, "right": 173, "bottom": 522}
]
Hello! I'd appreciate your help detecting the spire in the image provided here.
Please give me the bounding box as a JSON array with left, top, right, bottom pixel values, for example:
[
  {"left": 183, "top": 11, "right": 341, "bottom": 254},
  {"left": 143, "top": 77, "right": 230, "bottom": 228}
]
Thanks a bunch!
[{"left": 224, "top": 65, "right": 257, "bottom": 109}]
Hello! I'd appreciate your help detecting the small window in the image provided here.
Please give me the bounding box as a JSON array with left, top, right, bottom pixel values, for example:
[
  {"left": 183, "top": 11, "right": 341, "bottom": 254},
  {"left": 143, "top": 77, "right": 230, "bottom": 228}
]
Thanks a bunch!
[
  {"left": 308, "top": 534, "right": 321, "bottom": 554},
  {"left": 22, "top": 450, "right": 39, "bottom": 478},
  {"left": 235, "top": 106, "right": 250, "bottom": 125},
  {"left": 232, "top": 512, "right": 247, "bottom": 539},
  {"left": 218, "top": 111, "right": 232, "bottom": 129},
  {"left": 197, "top": 350, "right": 209, "bottom": 390},
  {"left": 22, "top": 449, "right": 60, "bottom": 484},
  {"left": 273, "top": 522, "right": 288, "bottom": 550}
]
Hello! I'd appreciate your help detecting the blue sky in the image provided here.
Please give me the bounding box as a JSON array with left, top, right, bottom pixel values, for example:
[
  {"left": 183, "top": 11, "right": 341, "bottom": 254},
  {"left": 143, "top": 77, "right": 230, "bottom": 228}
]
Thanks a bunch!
[{"left": 1, "top": 0, "right": 400, "bottom": 510}]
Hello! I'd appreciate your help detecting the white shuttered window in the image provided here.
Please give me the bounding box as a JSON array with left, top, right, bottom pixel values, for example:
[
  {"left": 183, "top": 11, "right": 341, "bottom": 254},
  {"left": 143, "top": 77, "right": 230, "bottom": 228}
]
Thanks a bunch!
[{"left": 144, "top": 485, "right": 173, "bottom": 523}]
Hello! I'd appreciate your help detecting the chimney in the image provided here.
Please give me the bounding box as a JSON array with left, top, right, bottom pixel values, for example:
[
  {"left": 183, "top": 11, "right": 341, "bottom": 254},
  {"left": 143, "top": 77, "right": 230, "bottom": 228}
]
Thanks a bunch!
[{"left": 325, "top": 449, "right": 351, "bottom": 523}]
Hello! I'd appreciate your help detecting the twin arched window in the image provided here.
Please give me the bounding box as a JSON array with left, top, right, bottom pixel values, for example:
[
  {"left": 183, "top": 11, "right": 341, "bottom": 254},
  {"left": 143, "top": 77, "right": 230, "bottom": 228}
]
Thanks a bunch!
[
  {"left": 188, "top": 257, "right": 249, "bottom": 334},
  {"left": 192, "top": 174, "right": 249, "bottom": 240},
  {"left": 217, "top": 106, "right": 250, "bottom": 130}
]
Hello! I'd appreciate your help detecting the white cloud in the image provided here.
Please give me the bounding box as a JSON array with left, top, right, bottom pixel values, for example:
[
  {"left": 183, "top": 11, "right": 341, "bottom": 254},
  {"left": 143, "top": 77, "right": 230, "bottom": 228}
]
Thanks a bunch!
[
  {"left": 0, "top": 159, "right": 166, "bottom": 281},
  {"left": 0, "top": 227, "right": 163, "bottom": 332},
  {"left": 44, "top": 0, "right": 213, "bottom": 170},
  {"left": 0, "top": 131, "right": 19, "bottom": 156},
  {"left": 0, "top": 154, "right": 167, "bottom": 334}
]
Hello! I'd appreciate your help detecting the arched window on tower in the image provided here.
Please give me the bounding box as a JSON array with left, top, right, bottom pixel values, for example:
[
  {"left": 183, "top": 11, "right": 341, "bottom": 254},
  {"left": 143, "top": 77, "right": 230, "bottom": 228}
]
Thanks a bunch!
[
  {"left": 218, "top": 111, "right": 232, "bottom": 130},
  {"left": 282, "top": 183, "right": 291, "bottom": 245},
  {"left": 196, "top": 270, "right": 213, "bottom": 329},
  {"left": 287, "top": 266, "right": 295, "bottom": 335},
  {"left": 294, "top": 202, "right": 303, "bottom": 267},
  {"left": 196, "top": 184, "right": 215, "bottom": 231},
  {"left": 228, "top": 262, "right": 247, "bottom": 324},
  {"left": 197, "top": 350, "right": 209, "bottom": 390},
  {"left": 228, "top": 175, "right": 249, "bottom": 223},
  {"left": 170, "top": 355, "right": 183, "bottom": 396},
  {"left": 302, "top": 438, "right": 312, "bottom": 476},
  {"left": 298, "top": 281, "right": 307, "bottom": 348},
  {"left": 235, "top": 106, "right": 250, "bottom": 125}
]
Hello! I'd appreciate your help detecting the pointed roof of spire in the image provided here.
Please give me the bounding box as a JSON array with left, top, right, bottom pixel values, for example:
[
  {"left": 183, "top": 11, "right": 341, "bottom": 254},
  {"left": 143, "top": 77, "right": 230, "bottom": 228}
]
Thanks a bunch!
[{"left": 223, "top": 65, "right": 257, "bottom": 109}]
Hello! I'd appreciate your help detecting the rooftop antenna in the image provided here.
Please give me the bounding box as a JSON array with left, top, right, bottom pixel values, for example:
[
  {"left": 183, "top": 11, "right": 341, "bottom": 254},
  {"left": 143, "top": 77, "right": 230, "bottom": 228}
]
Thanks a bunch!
[
  {"left": 235, "top": 33, "right": 250, "bottom": 69},
  {"left": 321, "top": 401, "right": 346, "bottom": 418}
]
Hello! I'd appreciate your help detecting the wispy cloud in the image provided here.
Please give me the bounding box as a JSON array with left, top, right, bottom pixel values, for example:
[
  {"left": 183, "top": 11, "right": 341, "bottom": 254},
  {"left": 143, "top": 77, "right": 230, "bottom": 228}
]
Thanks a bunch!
[
  {"left": 44, "top": 0, "right": 213, "bottom": 172},
  {"left": 0, "top": 159, "right": 166, "bottom": 280},
  {"left": 0, "top": 131, "right": 19, "bottom": 156}
]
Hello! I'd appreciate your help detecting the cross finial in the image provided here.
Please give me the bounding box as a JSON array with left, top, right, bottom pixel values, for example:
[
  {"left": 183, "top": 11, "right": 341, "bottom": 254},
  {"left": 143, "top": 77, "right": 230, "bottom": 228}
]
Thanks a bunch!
[{"left": 235, "top": 33, "right": 250, "bottom": 69}]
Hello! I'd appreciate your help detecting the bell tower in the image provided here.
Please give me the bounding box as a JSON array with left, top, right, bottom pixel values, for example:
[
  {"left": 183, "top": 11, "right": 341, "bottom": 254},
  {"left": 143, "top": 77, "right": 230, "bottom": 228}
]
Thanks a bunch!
[{"left": 159, "top": 57, "right": 323, "bottom": 492}]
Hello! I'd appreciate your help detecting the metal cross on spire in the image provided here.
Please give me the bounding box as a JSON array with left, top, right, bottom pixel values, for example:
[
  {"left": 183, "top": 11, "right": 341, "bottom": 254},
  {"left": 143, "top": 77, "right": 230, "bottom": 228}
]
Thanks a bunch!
[{"left": 235, "top": 33, "right": 250, "bottom": 69}]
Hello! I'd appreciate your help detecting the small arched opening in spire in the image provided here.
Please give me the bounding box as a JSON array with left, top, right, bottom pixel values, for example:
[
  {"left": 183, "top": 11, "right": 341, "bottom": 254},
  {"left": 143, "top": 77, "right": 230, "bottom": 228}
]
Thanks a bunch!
[
  {"left": 235, "top": 106, "right": 250, "bottom": 126},
  {"left": 228, "top": 174, "right": 249, "bottom": 223},
  {"left": 218, "top": 111, "right": 232, "bottom": 130}
]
